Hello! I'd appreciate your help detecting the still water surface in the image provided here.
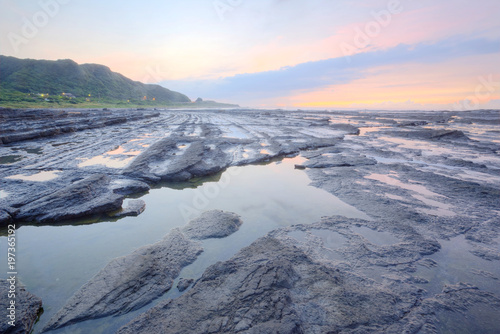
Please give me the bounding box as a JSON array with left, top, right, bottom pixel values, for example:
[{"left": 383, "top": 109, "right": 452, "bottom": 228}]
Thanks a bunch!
[{"left": 1, "top": 155, "right": 370, "bottom": 333}]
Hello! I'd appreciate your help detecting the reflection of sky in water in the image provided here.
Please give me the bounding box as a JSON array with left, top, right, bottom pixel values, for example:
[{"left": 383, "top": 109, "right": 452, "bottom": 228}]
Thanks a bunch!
[
  {"left": 351, "top": 226, "right": 401, "bottom": 246},
  {"left": 222, "top": 126, "right": 250, "bottom": 139},
  {"left": 0, "top": 156, "right": 369, "bottom": 334},
  {"left": 415, "top": 235, "right": 500, "bottom": 296},
  {"left": 365, "top": 173, "right": 446, "bottom": 198},
  {"left": 78, "top": 155, "right": 135, "bottom": 168},
  {"left": 365, "top": 172, "right": 456, "bottom": 217},
  {"left": 106, "top": 146, "right": 142, "bottom": 156},
  {"left": 77, "top": 142, "right": 148, "bottom": 169},
  {"left": 6, "top": 170, "right": 61, "bottom": 182}
]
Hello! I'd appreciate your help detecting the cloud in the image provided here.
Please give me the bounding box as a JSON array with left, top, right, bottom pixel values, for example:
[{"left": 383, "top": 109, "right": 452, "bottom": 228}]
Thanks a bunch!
[{"left": 160, "top": 36, "right": 500, "bottom": 104}]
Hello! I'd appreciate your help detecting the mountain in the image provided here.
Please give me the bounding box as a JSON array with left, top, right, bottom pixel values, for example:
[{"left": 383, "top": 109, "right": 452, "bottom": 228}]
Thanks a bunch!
[{"left": 0, "top": 55, "right": 191, "bottom": 103}]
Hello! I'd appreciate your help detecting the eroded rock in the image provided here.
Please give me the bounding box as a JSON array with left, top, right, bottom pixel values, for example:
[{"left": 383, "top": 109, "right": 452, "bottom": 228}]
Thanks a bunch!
[
  {"left": 111, "top": 179, "right": 150, "bottom": 195},
  {"left": 177, "top": 278, "right": 194, "bottom": 292},
  {"left": 181, "top": 210, "right": 243, "bottom": 240},
  {"left": 0, "top": 280, "right": 42, "bottom": 334},
  {"left": 44, "top": 210, "right": 243, "bottom": 331},
  {"left": 43, "top": 229, "right": 203, "bottom": 331},
  {"left": 14, "top": 174, "right": 123, "bottom": 223},
  {"left": 117, "top": 236, "right": 423, "bottom": 334},
  {"left": 111, "top": 199, "right": 146, "bottom": 218}
]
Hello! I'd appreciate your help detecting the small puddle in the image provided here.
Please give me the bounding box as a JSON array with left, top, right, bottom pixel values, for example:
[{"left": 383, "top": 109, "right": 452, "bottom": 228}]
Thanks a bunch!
[
  {"left": 78, "top": 156, "right": 135, "bottom": 168},
  {"left": 351, "top": 226, "right": 400, "bottom": 246},
  {"left": 287, "top": 230, "right": 308, "bottom": 242},
  {"left": 0, "top": 155, "right": 23, "bottom": 164},
  {"left": 385, "top": 193, "right": 405, "bottom": 201},
  {"left": 358, "top": 126, "right": 391, "bottom": 136},
  {"left": 0, "top": 156, "right": 370, "bottom": 334},
  {"left": 310, "top": 229, "right": 347, "bottom": 249},
  {"left": 411, "top": 194, "right": 455, "bottom": 217},
  {"left": 5, "top": 170, "right": 61, "bottom": 182},
  {"left": 222, "top": 126, "right": 249, "bottom": 139},
  {"left": 415, "top": 235, "right": 500, "bottom": 297},
  {"left": 12, "top": 147, "right": 44, "bottom": 155},
  {"left": 365, "top": 173, "right": 446, "bottom": 198},
  {"left": 378, "top": 137, "right": 454, "bottom": 156},
  {"left": 106, "top": 146, "right": 142, "bottom": 156}
]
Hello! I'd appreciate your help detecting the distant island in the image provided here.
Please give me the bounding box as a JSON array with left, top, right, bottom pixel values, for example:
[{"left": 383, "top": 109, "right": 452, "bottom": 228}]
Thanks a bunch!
[{"left": 0, "top": 55, "right": 239, "bottom": 109}]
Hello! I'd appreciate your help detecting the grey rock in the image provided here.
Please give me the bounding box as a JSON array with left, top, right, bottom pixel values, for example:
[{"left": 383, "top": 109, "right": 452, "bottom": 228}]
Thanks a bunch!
[
  {"left": 391, "top": 129, "right": 469, "bottom": 141},
  {"left": 14, "top": 174, "right": 123, "bottom": 223},
  {"left": 0, "top": 108, "right": 159, "bottom": 144},
  {"left": 123, "top": 139, "right": 232, "bottom": 182},
  {"left": 44, "top": 210, "right": 244, "bottom": 331},
  {"left": 177, "top": 278, "right": 194, "bottom": 292},
  {"left": 0, "top": 280, "right": 42, "bottom": 334},
  {"left": 304, "top": 153, "right": 377, "bottom": 168},
  {"left": 330, "top": 123, "right": 360, "bottom": 135},
  {"left": 43, "top": 229, "right": 203, "bottom": 331},
  {"left": 118, "top": 229, "right": 500, "bottom": 334},
  {"left": 397, "top": 120, "right": 428, "bottom": 127},
  {"left": 182, "top": 210, "right": 243, "bottom": 240},
  {"left": 0, "top": 209, "right": 13, "bottom": 226},
  {"left": 122, "top": 136, "right": 184, "bottom": 182},
  {"left": 111, "top": 179, "right": 150, "bottom": 195},
  {"left": 117, "top": 236, "right": 421, "bottom": 334},
  {"left": 111, "top": 199, "right": 146, "bottom": 218}
]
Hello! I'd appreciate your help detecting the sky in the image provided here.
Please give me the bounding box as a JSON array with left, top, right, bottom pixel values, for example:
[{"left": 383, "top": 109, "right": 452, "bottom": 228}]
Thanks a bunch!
[{"left": 1, "top": 0, "right": 499, "bottom": 109}]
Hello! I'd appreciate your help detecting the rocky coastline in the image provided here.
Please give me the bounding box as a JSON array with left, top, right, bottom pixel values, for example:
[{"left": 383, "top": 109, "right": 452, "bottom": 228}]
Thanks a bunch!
[{"left": 1, "top": 107, "right": 499, "bottom": 333}]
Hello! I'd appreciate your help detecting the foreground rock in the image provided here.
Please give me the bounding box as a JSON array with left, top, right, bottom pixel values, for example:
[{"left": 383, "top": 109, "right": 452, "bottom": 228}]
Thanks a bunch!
[
  {"left": 14, "top": 174, "right": 123, "bottom": 223},
  {"left": 181, "top": 210, "right": 243, "bottom": 239},
  {"left": 118, "top": 229, "right": 500, "bottom": 334},
  {"left": 43, "top": 229, "right": 203, "bottom": 331},
  {"left": 111, "top": 199, "right": 146, "bottom": 218},
  {"left": 116, "top": 236, "right": 420, "bottom": 334},
  {"left": 0, "top": 280, "right": 42, "bottom": 334},
  {"left": 44, "top": 210, "right": 243, "bottom": 332}
]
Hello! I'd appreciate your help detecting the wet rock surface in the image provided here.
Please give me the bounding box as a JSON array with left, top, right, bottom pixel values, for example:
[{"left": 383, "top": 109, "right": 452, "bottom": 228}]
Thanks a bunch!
[
  {"left": 181, "top": 210, "right": 243, "bottom": 240},
  {"left": 0, "top": 280, "right": 43, "bottom": 334},
  {"left": 0, "top": 108, "right": 160, "bottom": 145},
  {"left": 43, "top": 229, "right": 202, "bottom": 331},
  {"left": 117, "top": 229, "right": 499, "bottom": 334},
  {"left": 111, "top": 199, "right": 146, "bottom": 218},
  {"left": 1, "top": 108, "right": 500, "bottom": 333},
  {"left": 14, "top": 174, "right": 123, "bottom": 224},
  {"left": 43, "top": 210, "right": 243, "bottom": 332},
  {"left": 176, "top": 278, "right": 194, "bottom": 292},
  {"left": 0, "top": 108, "right": 347, "bottom": 226}
]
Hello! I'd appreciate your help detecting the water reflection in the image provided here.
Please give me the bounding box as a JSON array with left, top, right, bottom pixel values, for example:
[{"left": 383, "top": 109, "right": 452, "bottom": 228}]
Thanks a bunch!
[
  {"left": 0, "top": 155, "right": 369, "bottom": 334},
  {"left": 6, "top": 170, "right": 61, "bottom": 182}
]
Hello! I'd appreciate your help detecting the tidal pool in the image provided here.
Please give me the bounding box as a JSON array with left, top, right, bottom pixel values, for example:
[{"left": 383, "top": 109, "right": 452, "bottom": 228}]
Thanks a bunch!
[{"left": 0, "top": 155, "right": 369, "bottom": 334}]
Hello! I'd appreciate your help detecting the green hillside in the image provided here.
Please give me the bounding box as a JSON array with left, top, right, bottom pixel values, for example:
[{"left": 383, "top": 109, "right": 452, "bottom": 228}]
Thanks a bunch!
[{"left": 0, "top": 55, "right": 191, "bottom": 105}]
